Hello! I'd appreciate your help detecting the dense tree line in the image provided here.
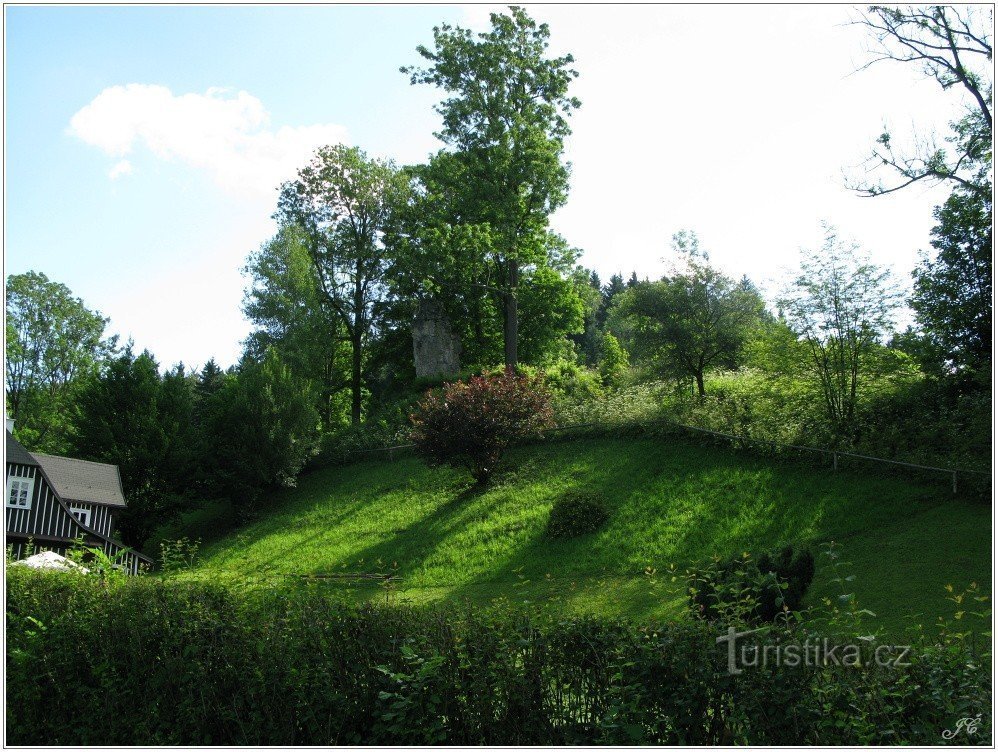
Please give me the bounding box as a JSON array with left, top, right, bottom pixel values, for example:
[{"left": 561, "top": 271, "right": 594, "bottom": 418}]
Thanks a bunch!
[
  {"left": 5, "top": 271, "right": 117, "bottom": 454},
  {"left": 3, "top": 287, "right": 318, "bottom": 548},
  {"left": 4, "top": 6, "right": 992, "bottom": 551}
]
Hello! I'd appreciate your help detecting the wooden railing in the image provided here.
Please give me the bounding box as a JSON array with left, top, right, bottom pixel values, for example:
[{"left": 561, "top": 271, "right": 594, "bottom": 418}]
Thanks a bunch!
[{"left": 344, "top": 417, "right": 990, "bottom": 494}]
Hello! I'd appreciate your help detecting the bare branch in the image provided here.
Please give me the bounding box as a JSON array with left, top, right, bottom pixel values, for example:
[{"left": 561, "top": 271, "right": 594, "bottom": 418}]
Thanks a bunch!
[{"left": 847, "top": 5, "right": 993, "bottom": 198}]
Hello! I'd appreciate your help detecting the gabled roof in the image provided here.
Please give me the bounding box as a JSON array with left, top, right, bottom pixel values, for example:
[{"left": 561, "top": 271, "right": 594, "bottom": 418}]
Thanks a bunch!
[
  {"left": 6, "top": 431, "right": 39, "bottom": 467},
  {"left": 29, "top": 452, "right": 128, "bottom": 509}
]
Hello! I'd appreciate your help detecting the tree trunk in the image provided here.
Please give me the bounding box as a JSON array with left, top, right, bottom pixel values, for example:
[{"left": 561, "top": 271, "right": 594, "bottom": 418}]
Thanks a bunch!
[
  {"left": 695, "top": 370, "right": 705, "bottom": 398},
  {"left": 350, "top": 333, "right": 362, "bottom": 425},
  {"left": 322, "top": 349, "right": 336, "bottom": 430},
  {"left": 351, "top": 266, "right": 364, "bottom": 426},
  {"left": 503, "top": 256, "right": 519, "bottom": 368},
  {"left": 471, "top": 291, "right": 486, "bottom": 361}
]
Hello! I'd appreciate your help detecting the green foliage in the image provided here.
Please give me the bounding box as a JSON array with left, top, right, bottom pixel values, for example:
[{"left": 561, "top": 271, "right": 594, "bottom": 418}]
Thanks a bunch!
[
  {"left": 516, "top": 263, "right": 587, "bottom": 364},
  {"left": 597, "top": 332, "right": 628, "bottom": 387},
  {"left": 546, "top": 489, "right": 610, "bottom": 538},
  {"left": 540, "top": 359, "right": 604, "bottom": 403},
  {"left": 5, "top": 270, "right": 117, "bottom": 453},
  {"left": 911, "top": 187, "right": 992, "bottom": 374},
  {"left": 778, "top": 225, "right": 902, "bottom": 438},
  {"left": 403, "top": 6, "right": 580, "bottom": 365},
  {"left": 567, "top": 268, "right": 604, "bottom": 366},
  {"left": 638, "top": 359, "right": 987, "bottom": 482},
  {"left": 313, "top": 422, "right": 412, "bottom": 468},
  {"left": 611, "top": 233, "right": 766, "bottom": 396},
  {"left": 6, "top": 572, "right": 991, "bottom": 745},
  {"left": 201, "top": 349, "right": 319, "bottom": 507},
  {"left": 852, "top": 370, "right": 991, "bottom": 478},
  {"left": 65, "top": 539, "right": 132, "bottom": 585},
  {"left": 402, "top": 6, "right": 579, "bottom": 244},
  {"left": 73, "top": 348, "right": 317, "bottom": 545},
  {"left": 72, "top": 348, "right": 195, "bottom": 547},
  {"left": 243, "top": 225, "right": 352, "bottom": 429},
  {"left": 158, "top": 537, "right": 201, "bottom": 573},
  {"left": 554, "top": 381, "right": 667, "bottom": 427},
  {"left": 665, "top": 367, "right": 823, "bottom": 445},
  {"left": 383, "top": 153, "right": 503, "bottom": 368},
  {"left": 688, "top": 546, "right": 815, "bottom": 624},
  {"left": 276, "top": 144, "right": 408, "bottom": 424},
  {"left": 657, "top": 353, "right": 983, "bottom": 473},
  {"left": 410, "top": 370, "right": 555, "bottom": 483},
  {"left": 372, "top": 644, "right": 452, "bottom": 744}
]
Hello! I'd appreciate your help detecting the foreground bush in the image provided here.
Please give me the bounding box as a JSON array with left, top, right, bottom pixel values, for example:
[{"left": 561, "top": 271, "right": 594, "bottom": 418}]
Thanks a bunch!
[
  {"left": 688, "top": 546, "right": 816, "bottom": 624},
  {"left": 410, "top": 370, "right": 555, "bottom": 483},
  {"left": 6, "top": 570, "right": 991, "bottom": 745}
]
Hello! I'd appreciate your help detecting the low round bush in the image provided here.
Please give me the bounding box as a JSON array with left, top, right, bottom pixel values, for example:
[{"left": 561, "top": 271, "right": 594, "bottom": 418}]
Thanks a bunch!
[{"left": 547, "top": 489, "right": 610, "bottom": 538}]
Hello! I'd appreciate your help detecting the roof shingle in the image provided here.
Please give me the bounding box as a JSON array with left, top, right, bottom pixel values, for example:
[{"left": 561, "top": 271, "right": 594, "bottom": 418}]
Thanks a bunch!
[
  {"left": 6, "top": 431, "right": 39, "bottom": 467},
  {"left": 30, "top": 452, "right": 128, "bottom": 508}
]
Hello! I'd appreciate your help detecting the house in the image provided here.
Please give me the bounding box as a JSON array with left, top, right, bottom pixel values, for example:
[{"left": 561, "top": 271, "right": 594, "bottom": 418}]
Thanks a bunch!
[{"left": 5, "top": 430, "right": 152, "bottom": 574}]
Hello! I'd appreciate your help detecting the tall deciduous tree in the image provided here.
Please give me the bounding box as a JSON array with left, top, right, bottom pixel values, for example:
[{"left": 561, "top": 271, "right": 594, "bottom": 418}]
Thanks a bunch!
[
  {"left": 778, "top": 226, "right": 902, "bottom": 436},
  {"left": 387, "top": 150, "right": 587, "bottom": 371},
  {"left": 276, "top": 144, "right": 408, "bottom": 424},
  {"left": 517, "top": 262, "right": 586, "bottom": 364},
  {"left": 910, "top": 186, "right": 992, "bottom": 372},
  {"left": 5, "top": 271, "right": 117, "bottom": 453},
  {"left": 243, "top": 225, "right": 352, "bottom": 428},
  {"left": 611, "top": 234, "right": 766, "bottom": 397},
  {"left": 384, "top": 154, "right": 502, "bottom": 368},
  {"left": 403, "top": 6, "right": 580, "bottom": 366}
]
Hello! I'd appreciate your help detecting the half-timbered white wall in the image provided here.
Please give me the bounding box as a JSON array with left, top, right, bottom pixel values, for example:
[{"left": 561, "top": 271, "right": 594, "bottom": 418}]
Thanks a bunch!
[
  {"left": 6, "top": 464, "right": 74, "bottom": 539},
  {"left": 63, "top": 501, "right": 116, "bottom": 539},
  {"left": 6, "top": 462, "right": 146, "bottom": 575}
]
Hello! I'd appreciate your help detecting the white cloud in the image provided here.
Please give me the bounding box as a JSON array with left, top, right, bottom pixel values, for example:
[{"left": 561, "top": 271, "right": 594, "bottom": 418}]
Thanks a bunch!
[
  {"left": 68, "top": 84, "right": 349, "bottom": 197},
  {"left": 107, "top": 159, "right": 132, "bottom": 179}
]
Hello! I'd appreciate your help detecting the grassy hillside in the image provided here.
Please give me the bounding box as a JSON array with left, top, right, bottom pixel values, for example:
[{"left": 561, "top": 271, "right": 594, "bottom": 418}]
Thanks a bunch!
[{"left": 177, "top": 435, "right": 990, "bottom": 635}]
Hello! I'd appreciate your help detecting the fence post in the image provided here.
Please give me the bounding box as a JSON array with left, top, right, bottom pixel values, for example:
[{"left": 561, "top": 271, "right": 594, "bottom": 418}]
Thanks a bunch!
[{"left": 833, "top": 452, "right": 838, "bottom": 471}]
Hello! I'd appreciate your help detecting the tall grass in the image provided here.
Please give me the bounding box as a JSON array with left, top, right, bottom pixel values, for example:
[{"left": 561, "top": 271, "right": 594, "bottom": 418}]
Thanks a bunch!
[{"left": 175, "top": 435, "right": 990, "bottom": 635}]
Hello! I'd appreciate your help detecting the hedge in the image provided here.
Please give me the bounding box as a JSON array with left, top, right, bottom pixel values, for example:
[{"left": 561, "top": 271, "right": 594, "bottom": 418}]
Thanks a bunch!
[{"left": 6, "top": 570, "right": 991, "bottom": 745}]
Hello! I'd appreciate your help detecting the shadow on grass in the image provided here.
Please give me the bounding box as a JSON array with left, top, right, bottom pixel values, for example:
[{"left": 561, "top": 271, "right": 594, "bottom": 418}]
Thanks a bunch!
[
  {"left": 193, "top": 434, "right": 986, "bottom": 635},
  {"left": 314, "top": 481, "right": 490, "bottom": 578}
]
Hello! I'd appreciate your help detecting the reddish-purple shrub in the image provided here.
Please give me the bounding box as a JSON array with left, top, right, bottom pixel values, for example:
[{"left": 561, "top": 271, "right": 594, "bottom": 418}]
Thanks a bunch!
[{"left": 410, "top": 369, "right": 555, "bottom": 483}]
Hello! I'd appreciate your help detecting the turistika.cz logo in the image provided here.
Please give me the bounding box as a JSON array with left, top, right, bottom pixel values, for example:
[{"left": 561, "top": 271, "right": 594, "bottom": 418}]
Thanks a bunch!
[{"left": 716, "top": 626, "right": 912, "bottom": 675}]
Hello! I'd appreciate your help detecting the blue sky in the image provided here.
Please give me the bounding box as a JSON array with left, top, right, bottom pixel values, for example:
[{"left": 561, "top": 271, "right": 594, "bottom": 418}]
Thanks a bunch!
[{"left": 6, "top": 5, "right": 966, "bottom": 369}]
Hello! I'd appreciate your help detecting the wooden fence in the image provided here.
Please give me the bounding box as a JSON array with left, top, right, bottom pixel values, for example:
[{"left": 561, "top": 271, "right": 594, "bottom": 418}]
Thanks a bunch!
[{"left": 346, "top": 417, "right": 990, "bottom": 494}]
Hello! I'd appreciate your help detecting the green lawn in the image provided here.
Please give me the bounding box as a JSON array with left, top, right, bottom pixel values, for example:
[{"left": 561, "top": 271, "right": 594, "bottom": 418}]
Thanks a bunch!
[{"left": 177, "top": 435, "right": 990, "bottom": 635}]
